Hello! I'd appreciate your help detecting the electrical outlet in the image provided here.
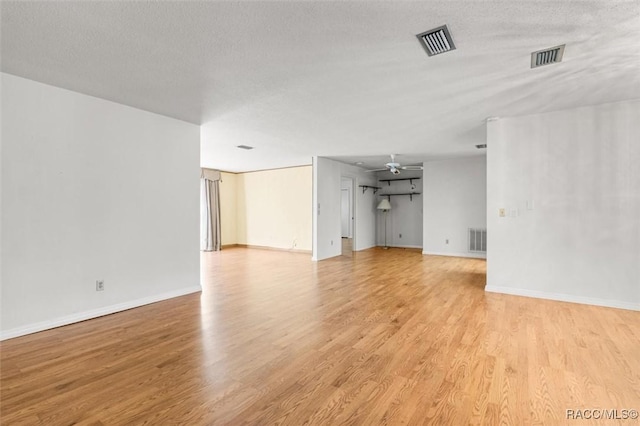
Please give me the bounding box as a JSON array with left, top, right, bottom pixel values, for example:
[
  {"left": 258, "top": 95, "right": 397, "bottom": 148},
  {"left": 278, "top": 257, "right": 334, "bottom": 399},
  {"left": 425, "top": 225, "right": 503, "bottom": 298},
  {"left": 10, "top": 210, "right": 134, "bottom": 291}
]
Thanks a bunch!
[
  {"left": 96, "top": 280, "right": 105, "bottom": 291},
  {"left": 399, "top": 233, "right": 402, "bottom": 238}
]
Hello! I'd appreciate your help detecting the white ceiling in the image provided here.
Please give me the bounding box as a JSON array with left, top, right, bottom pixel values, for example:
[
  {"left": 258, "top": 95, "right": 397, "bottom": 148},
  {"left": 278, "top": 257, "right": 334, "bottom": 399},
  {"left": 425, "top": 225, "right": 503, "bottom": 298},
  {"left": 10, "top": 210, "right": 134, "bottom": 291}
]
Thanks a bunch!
[{"left": 2, "top": 1, "right": 639, "bottom": 172}]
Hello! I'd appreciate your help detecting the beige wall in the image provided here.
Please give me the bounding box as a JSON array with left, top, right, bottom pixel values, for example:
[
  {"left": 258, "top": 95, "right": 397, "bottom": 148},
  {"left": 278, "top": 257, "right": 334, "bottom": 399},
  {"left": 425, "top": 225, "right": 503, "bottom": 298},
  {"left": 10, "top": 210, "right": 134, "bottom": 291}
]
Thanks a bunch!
[
  {"left": 219, "top": 166, "right": 312, "bottom": 251},
  {"left": 219, "top": 172, "right": 238, "bottom": 246}
]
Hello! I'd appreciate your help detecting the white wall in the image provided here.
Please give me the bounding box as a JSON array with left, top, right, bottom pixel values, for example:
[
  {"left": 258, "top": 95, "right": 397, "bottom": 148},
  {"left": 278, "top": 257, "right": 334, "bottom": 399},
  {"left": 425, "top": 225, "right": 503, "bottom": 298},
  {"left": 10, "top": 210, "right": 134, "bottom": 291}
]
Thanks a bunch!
[
  {"left": 236, "top": 166, "right": 312, "bottom": 251},
  {"left": 486, "top": 99, "right": 640, "bottom": 310},
  {"left": 376, "top": 170, "right": 423, "bottom": 248},
  {"left": 313, "top": 157, "right": 377, "bottom": 261},
  {"left": 1, "top": 73, "right": 201, "bottom": 339},
  {"left": 423, "top": 157, "right": 487, "bottom": 258}
]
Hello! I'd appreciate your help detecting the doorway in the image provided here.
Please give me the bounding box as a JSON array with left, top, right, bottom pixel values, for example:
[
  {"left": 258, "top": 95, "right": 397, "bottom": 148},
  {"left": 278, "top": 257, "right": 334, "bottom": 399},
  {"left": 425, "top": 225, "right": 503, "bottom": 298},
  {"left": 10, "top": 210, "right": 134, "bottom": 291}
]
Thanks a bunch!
[{"left": 341, "top": 177, "right": 354, "bottom": 256}]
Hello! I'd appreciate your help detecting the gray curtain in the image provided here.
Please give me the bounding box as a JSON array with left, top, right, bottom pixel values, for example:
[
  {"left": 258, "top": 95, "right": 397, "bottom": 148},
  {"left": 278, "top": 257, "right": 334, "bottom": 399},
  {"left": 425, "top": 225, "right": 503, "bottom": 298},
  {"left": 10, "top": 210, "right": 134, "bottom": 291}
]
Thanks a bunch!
[{"left": 200, "top": 169, "right": 221, "bottom": 251}]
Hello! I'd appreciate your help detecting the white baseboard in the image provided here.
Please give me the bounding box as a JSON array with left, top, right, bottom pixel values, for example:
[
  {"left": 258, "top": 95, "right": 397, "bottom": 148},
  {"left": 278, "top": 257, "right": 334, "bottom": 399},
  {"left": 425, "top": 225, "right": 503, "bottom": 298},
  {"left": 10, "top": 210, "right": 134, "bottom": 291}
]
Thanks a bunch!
[
  {"left": 422, "top": 250, "right": 487, "bottom": 259},
  {"left": 235, "top": 244, "right": 312, "bottom": 254},
  {"left": 378, "top": 244, "right": 423, "bottom": 249},
  {"left": 485, "top": 285, "right": 640, "bottom": 311},
  {"left": 0, "top": 285, "right": 202, "bottom": 341}
]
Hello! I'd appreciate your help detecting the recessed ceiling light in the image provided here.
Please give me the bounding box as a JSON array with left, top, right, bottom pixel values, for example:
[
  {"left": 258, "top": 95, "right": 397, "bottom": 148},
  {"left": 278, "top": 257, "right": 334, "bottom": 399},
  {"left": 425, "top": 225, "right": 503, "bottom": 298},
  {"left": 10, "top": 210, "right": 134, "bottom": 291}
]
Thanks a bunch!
[
  {"left": 236, "top": 145, "right": 254, "bottom": 150},
  {"left": 355, "top": 162, "right": 364, "bottom": 165}
]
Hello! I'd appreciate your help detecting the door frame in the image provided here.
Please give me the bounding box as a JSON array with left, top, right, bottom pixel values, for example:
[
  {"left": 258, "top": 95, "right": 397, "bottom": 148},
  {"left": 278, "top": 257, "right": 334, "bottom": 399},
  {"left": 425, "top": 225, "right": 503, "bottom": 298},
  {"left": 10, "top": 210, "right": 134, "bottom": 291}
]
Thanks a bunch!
[{"left": 340, "top": 175, "right": 356, "bottom": 248}]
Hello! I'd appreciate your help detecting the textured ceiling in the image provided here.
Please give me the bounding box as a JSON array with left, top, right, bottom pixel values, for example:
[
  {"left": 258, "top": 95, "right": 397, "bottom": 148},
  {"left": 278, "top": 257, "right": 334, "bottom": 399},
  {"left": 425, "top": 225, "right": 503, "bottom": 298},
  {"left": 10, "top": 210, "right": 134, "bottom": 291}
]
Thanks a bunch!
[{"left": 2, "top": 1, "right": 639, "bottom": 172}]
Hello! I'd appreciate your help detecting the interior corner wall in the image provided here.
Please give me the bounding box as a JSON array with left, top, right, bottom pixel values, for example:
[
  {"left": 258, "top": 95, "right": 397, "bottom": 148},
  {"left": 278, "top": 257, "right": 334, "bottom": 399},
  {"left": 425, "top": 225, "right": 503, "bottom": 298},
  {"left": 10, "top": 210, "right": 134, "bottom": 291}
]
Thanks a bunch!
[
  {"left": 236, "top": 166, "right": 312, "bottom": 251},
  {"left": 486, "top": 99, "right": 640, "bottom": 310},
  {"left": 422, "top": 157, "right": 487, "bottom": 258},
  {"left": 376, "top": 170, "right": 423, "bottom": 248},
  {"left": 1, "top": 73, "right": 201, "bottom": 339},
  {"left": 313, "top": 157, "right": 377, "bottom": 261},
  {"left": 219, "top": 172, "right": 238, "bottom": 246},
  {"left": 354, "top": 170, "right": 378, "bottom": 252}
]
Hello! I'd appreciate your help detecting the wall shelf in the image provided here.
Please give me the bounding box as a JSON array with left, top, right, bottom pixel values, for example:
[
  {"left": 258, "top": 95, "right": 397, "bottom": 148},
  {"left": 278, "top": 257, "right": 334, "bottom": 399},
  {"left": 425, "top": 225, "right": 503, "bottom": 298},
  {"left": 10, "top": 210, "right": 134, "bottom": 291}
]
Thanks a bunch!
[
  {"left": 379, "top": 192, "right": 422, "bottom": 201},
  {"left": 378, "top": 177, "right": 421, "bottom": 186},
  {"left": 359, "top": 185, "right": 382, "bottom": 194}
]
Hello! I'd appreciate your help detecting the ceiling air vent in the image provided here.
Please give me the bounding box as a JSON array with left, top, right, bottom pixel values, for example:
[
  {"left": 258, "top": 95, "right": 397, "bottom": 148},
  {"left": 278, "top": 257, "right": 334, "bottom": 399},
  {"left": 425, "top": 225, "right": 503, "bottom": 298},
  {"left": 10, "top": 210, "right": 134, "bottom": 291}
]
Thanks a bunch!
[
  {"left": 236, "top": 145, "right": 254, "bottom": 150},
  {"left": 416, "top": 25, "right": 456, "bottom": 57},
  {"left": 531, "top": 45, "right": 565, "bottom": 68}
]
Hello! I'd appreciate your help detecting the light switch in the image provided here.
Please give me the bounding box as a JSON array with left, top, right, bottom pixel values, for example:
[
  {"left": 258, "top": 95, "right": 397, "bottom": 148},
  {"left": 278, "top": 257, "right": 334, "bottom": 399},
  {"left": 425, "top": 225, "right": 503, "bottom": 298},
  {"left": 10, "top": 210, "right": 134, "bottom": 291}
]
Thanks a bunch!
[{"left": 499, "top": 208, "right": 506, "bottom": 217}]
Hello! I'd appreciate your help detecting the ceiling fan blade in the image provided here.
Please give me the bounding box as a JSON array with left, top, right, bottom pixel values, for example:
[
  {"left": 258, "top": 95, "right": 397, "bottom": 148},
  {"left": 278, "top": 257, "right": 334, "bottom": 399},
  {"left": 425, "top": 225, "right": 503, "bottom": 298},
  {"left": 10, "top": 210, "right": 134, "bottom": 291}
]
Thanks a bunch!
[
  {"left": 400, "top": 165, "right": 424, "bottom": 170},
  {"left": 365, "top": 168, "right": 388, "bottom": 172}
]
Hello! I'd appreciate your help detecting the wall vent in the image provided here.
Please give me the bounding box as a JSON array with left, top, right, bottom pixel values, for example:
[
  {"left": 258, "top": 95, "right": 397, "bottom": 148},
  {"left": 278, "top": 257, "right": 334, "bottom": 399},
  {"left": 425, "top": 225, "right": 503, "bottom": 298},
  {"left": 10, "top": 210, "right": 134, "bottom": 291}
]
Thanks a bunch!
[
  {"left": 476, "top": 144, "right": 487, "bottom": 149},
  {"left": 531, "top": 45, "right": 565, "bottom": 68},
  {"left": 236, "top": 145, "right": 254, "bottom": 150},
  {"left": 416, "top": 25, "right": 456, "bottom": 57},
  {"left": 468, "top": 228, "right": 487, "bottom": 253}
]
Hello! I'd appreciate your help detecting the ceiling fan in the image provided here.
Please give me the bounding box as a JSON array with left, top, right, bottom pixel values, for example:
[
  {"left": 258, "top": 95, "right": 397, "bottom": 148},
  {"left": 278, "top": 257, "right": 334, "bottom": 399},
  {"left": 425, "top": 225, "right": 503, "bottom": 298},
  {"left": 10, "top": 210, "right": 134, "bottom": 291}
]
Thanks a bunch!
[{"left": 366, "top": 155, "right": 423, "bottom": 175}]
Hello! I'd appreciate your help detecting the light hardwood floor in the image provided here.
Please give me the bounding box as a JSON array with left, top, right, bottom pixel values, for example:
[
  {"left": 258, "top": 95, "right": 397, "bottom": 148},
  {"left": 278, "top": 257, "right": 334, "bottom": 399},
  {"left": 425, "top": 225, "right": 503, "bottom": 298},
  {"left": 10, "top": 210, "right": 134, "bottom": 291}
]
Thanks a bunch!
[{"left": 1, "top": 248, "right": 639, "bottom": 425}]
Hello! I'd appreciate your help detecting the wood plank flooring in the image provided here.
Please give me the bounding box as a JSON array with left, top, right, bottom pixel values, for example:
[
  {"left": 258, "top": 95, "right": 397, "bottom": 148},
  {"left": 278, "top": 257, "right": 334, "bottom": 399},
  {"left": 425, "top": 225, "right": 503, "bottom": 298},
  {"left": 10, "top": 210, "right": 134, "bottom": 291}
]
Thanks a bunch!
[{"left": 1, "top": 247, "right": 639, "bottom": 425}]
